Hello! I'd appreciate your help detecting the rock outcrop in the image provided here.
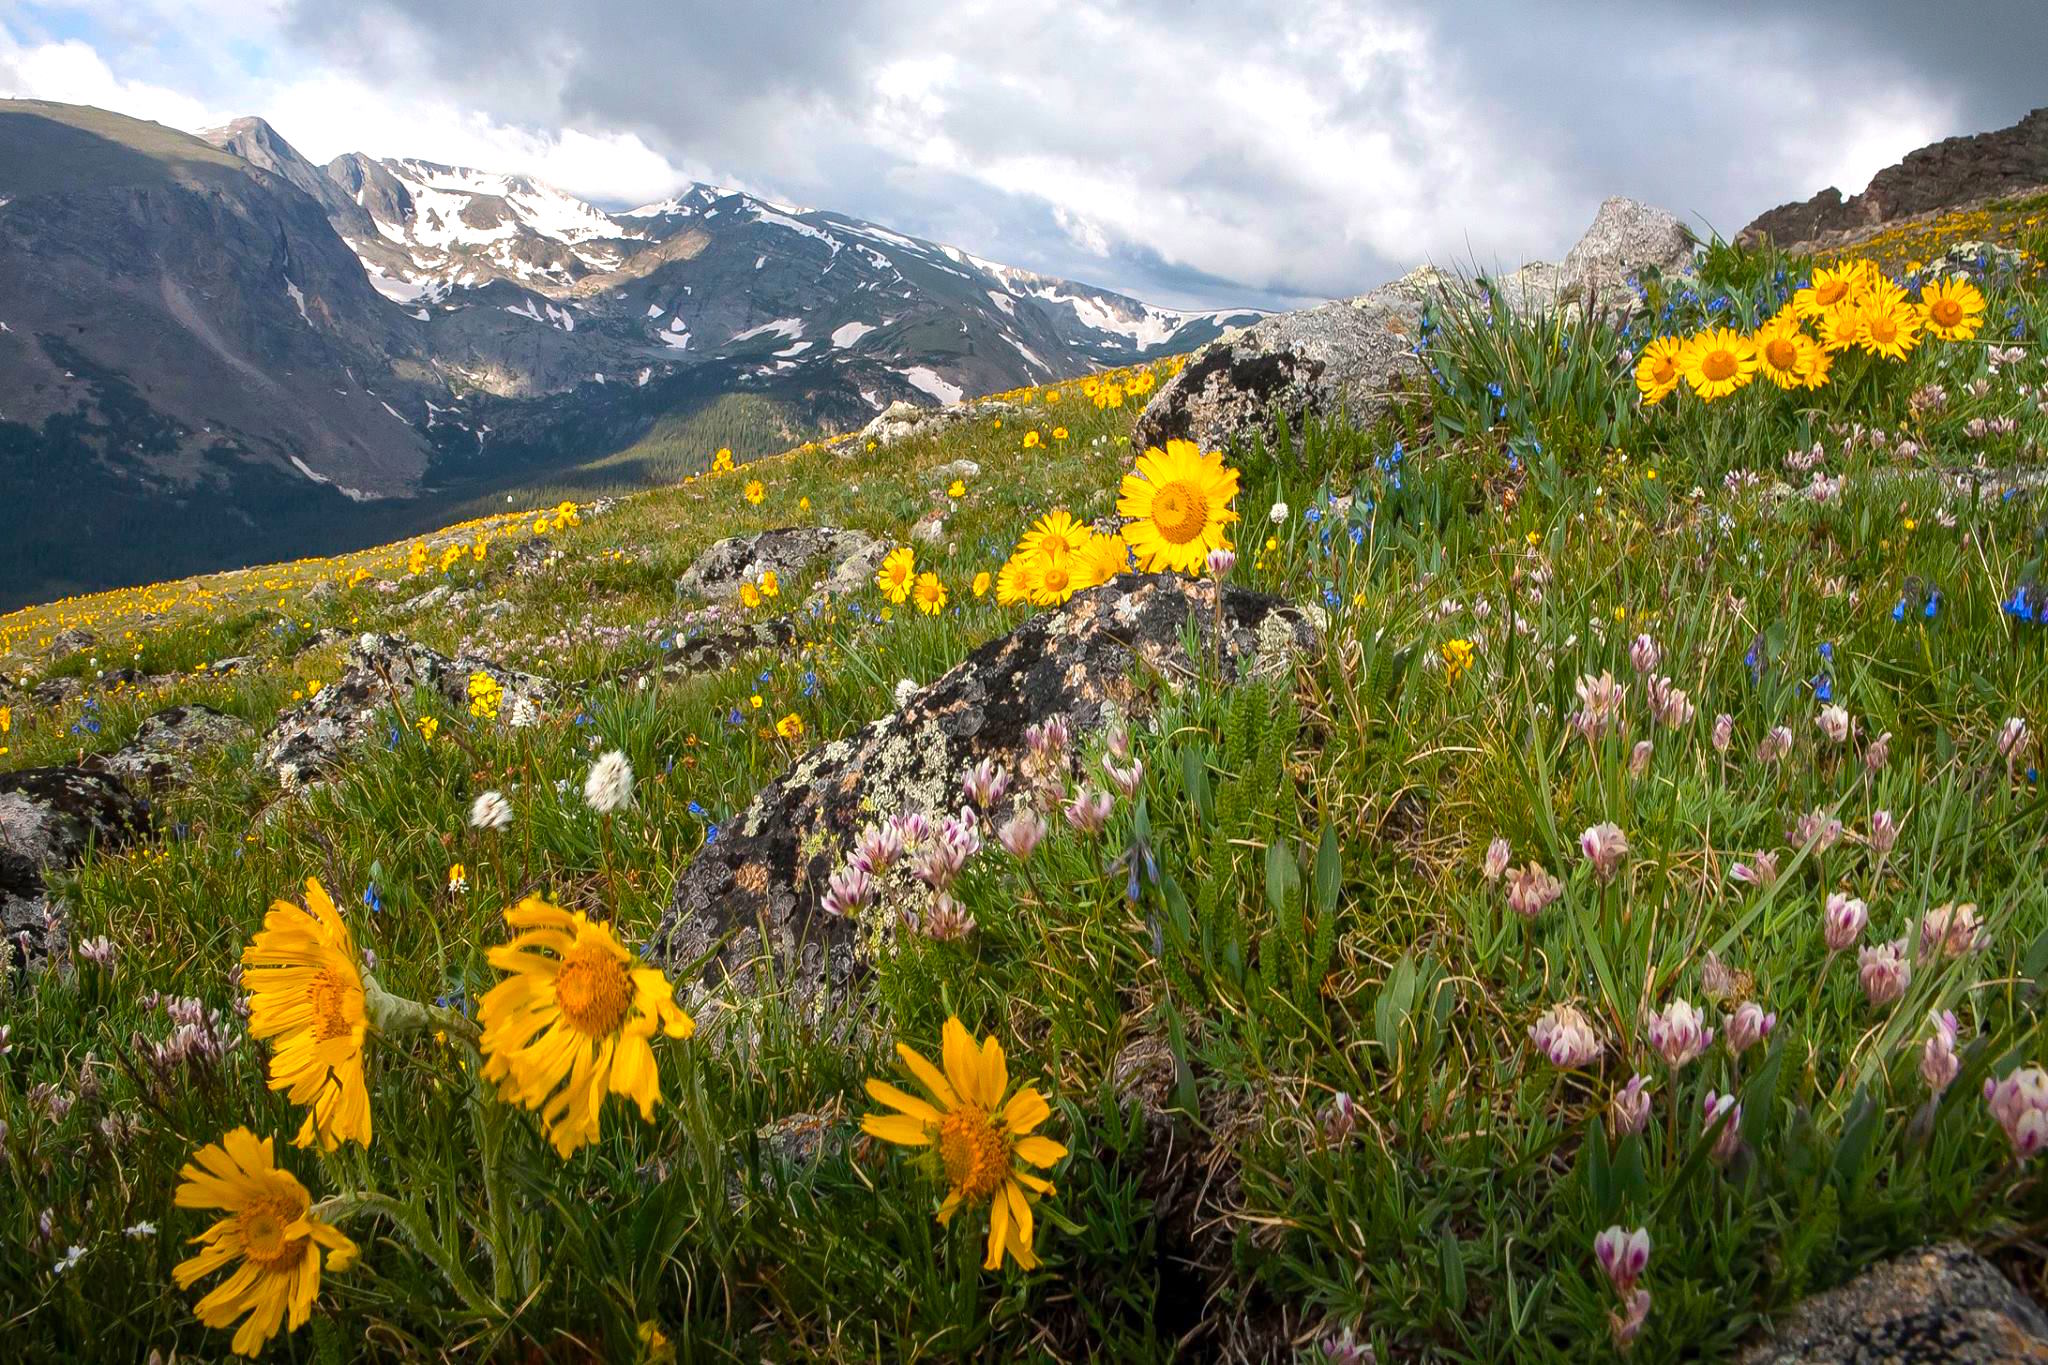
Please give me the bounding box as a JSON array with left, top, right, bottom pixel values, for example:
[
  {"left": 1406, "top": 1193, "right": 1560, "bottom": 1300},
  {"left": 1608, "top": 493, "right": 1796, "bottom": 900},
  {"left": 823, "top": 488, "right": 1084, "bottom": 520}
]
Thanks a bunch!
[
  {"left": 84, "top": 704, "right": 256, "bottom": 792},
  {"left": 1, "top": 766, "right": 149, "bottom": 971},
  {"left": 255, "top": 633, "right": 554, "bottom": 785},
  {"left": 675, "top": 526, "right": 887, "bottom": 602},
  {"left": 1131, "top": 197, "right": 1691, "bottom": 457},
  {"left": 1741, "top": 106, "right": 2048, "bottom": 250},
  {"left": 652, "top": 573, "right": 1320, "bottom": 1015},
  {"left": 1738, "top": 1243, "right": 2048, "bottom": 1363}
]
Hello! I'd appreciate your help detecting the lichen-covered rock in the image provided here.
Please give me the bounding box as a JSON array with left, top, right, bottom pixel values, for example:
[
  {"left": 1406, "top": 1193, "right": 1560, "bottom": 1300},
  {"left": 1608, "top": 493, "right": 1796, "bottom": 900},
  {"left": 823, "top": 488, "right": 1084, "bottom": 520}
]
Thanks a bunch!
[
  {"left": 675, "top": 526, "right": 885, "bottom": 602},
  {"left": 85, "top": 704, "right": 255, "bottom": 792},
  {"left": 859, "top": 398, "right": 1017, "bottom": 449},
  {"left": 46, "top": 627, "right": 95, "bottom": 661},
  {"left": 1, "top": 766, "right": 149, "bottom": 971},
  {"left": 1129, "top": 296, "right": 1425, "bottom": 457},
  {"left": 254, "top": 633, "right": 554, "bottom": 785},
  {"left": 618, "top": 620, "right": 799, "bottom": 690},
  {"left": 1738, "top": 1243, "right": 2048, "bottom": 1363},
  {"left": 653, "top": 573, "right": 1320, "bottom": 1014}
]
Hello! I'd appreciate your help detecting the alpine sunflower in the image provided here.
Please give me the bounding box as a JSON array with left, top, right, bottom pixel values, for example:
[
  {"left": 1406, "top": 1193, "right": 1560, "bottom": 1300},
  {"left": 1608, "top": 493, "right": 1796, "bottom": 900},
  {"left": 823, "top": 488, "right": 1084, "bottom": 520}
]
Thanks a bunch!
[
  {"left": 1858, "top": 298, "right": 1923, "bottom": 360},
  {"left": 172, "top": 1127, "right": 359, "bottom": 1357},
  {"left": 913, "top": 571, "right": 948, "bottom": 616},
  {"left": 478, "top": 897, "right": 696, "bottom": 1158},
  {"left": 1817, "top": 303, "right": 1866, "bottom": 353},
  {"left": 1076, "top": 531, "right": 1132, "bottom": 587},
  {"left": 1919, "top": 276, "right": 1986, "bottom": 341},
  {"left": 1677, "top": 328, "right": 1758, "bottom": 401},
  {"left": 1026, "top": 555, "right": 1085, "bottom": 607},
  {"left": 1633, "top": 336, "right": 1684, "bottom": 404},
  {"left": 1792, "top": 264, "right": 1864, "bottom": 321},
  {"left": 864, "top": 1017, "right": 1068, "bottom": 1271},
  {"left": 994, "top": 556, "right": 1032, "bottom": 606},
  {"left": 1801, "top": 344, "right": 1835, "bottom": 390},
  {"left": 1117, "top": 440, "right": 1240, "bottom": 574},
  {"left": 242, "top": 879, "right": 372, "bottom": 1151},
  {"left": 1752, "top": 316, "right": 1818, "bottom": 391},
  {"left": 876, "top": 546, "right": 917, "bottom": 604},
  {"left": 1013, "top": 510, "right": 1088, "bottom": 566}
]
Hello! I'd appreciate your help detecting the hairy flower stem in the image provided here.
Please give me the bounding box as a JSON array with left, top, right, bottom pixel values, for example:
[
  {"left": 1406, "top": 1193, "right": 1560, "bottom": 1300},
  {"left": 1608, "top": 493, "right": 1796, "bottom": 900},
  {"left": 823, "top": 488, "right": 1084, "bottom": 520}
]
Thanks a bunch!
[
  {"left": 474, "top": 1077, "right": 520, "bottom": 1302},
  {"left": 362, "top": 975, "right": 481, "bottom": 1047},
  {"left": 315, "top": 1191, "right": 500, "bottom": 1321}
]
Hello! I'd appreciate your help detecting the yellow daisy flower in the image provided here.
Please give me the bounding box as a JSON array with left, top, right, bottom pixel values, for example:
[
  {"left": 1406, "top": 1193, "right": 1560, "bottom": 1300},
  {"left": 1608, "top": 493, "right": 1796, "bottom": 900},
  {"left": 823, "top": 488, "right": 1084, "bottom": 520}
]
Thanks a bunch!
[
  {"left": 876, "top": 546, "right": 917, "bottom": 603},
  {"left": 1677, "top": 327, "right": 1758, "bottom": 401},
  {"left": 479, "top": 897, "right": 696, "bottom": 1158},
  {"left": 1801, "top": 344, "right": 1835, "bottom": 389},
  {"left": 242, "top": 879, "right": 372, "bottom": 1151},
  {"left": 1022, "top": 430, "right": 1041, "bottom": 449},
  {"left": 759, "top": 570, "right": 779, "bottom": 599},
  {"left": 864, "top": 1017, "right": 1067, "bottom": 1271},
  {"left": 775, "top": 713, "right": 805, "bottom": 740},
  {"left": 711, "top": 448, "right": 735, "bottom": 473},
  {"left": 1752, "top": 316, "right": 1818, "bottom": 391},
  {"left": 1117, "top": 440, "right": 1240, "bottom": 574},
  {"left": 972, "top": 570, "right": 991, "bottom": 599},
  {"left": 739, "top": 583, "right": 762, "bottom": 610},
  {"left": 1634, "top": 336, "right": 1683, "bottom": 404},
  {"left": 1792, "top": 264, "right": 1863, "bottom": 321},
  {"left": 913, "top": 571, "right": 948, "bottom": 616},
  {"left": 744, "top": 480, "right": 765, "bottom": 505},
  {"left": 995, "top": 556, "right": 1032, "bottom": 606},
  {"left": 1014, "top": 510, "right": 1088, "bottom": 565},
  {"left": 172, "top": 1127, "right": 359, "bottom": 1357},
  {"left": 1919, "top": 276, "right": 1985, "bottom": 341},
  {"left": 1816, "top": 302, "right": 1866, "bottom": 353},
  {"left": 1026, "top": 555, "right": 1086, "bottom": 607},
  {"left": 1076, "top": 531, "right": 1132, "bottom": 587},
  {"left": 1052, "top": 426, "right": 1068, "bottom": 441},
  {"left": 1858, "top": 298, "right": 1923, "bottom": 361}
]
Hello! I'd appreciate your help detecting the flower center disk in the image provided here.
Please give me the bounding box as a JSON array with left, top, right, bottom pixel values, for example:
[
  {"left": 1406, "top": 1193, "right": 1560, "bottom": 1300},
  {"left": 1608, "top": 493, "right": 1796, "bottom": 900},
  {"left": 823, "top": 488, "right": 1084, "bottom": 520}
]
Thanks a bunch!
[
  {"left": 1764, "top": 338, "right": 1798, "bottom": 371},
  {"left": 1150, "top": 481, "right": 1211, "bottom": 544},
  {"left": 306, "top": 968, "right": 355, "bottom": 1042},
  {"left": 237, "top": 1193, "right": 306, "bottom": 1270},
  {"left": 555, "top": 947, "right": 632, "bottom": 1037},
  {"left": 1931, "top": 298, "right": 1962, "bottom": 326},
  {"left": 937, "top": 1104, "right": 1009, "bottom": 1202}
]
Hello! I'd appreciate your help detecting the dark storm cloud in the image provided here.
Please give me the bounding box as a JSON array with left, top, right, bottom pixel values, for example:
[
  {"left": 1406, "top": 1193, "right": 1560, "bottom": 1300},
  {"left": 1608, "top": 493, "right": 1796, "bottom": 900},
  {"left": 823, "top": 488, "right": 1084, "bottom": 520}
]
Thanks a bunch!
[{"left": 278, "top": 0, "right": 2048, "bottom": 310}]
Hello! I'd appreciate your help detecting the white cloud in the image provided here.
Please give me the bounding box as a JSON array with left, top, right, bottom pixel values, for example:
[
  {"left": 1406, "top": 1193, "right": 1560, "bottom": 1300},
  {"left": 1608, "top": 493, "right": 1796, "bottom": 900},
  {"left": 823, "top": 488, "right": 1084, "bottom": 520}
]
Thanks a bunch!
[{"left": 0, "top": 35, "right": 225, "bottom": 130}]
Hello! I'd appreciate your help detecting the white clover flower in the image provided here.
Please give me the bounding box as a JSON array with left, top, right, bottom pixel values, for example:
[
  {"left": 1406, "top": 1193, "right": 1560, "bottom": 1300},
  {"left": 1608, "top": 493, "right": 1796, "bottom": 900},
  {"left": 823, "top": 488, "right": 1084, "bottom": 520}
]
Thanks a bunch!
[
  {"left": 1268, "top": 501, "right": 1290, "bottom": 525},
  {"left": 469, "top": 790, "right": 514, "bottom": 831},
  {"left": 583, "top": 750, "right": 634, "bottom": 814}
]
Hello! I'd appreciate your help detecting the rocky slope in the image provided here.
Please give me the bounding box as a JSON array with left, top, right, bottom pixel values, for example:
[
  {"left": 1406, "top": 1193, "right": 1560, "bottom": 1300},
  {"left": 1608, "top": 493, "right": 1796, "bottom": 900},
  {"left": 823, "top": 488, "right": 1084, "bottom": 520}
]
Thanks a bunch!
[
  {"left": 1740, "top": 105, "right": 2048, "bottom": 249},
  {"left": 0, "top": 100, "right": 1260, "bottom": 609}
]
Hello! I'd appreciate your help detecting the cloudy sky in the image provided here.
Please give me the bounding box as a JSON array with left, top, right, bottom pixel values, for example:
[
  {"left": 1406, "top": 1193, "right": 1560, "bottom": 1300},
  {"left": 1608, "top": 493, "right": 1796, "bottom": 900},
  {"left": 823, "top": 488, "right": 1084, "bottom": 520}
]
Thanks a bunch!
[{"left": 2, "top": 0, "right": 2042, "bottom": 310}]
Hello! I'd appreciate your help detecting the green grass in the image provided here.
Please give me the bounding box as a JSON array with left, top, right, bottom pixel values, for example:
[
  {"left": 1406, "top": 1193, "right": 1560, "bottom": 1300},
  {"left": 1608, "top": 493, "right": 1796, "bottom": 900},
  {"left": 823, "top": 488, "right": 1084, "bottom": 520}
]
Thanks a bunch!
[{"left": 4, "top": 237, "right": 2048, "bottom": 1363}]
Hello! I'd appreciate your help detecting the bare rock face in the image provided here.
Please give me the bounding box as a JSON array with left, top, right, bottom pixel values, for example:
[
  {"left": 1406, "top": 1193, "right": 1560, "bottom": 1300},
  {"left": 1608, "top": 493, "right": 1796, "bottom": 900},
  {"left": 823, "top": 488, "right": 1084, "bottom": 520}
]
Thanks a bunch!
[
  {"left": 1128, "top": 299, "right": 1426, "bottom": 456},
  {"left": 1131, "top": 197, "right": 1690, "bottom": 457},
  {"left": 675, "top": 526, "right": 887, "bottom": 602},
  {"left": 1738, "top": 1243, "right": 2048, "bottom": 1364},
  {"left": 1741, "top": 106, "right": 2048, "bottom": 249},
  {"left": 1, "top": 766, "right": 149, "bottom": 971},
  {"left": 84, "top": 704, "right": 255, "bottom": 792},
  {"left": 653, "top": 573, "right": 1320, "bottom": 1014},
  {"left": 254, "top": 633, "right": 554, "bottom": 785}
]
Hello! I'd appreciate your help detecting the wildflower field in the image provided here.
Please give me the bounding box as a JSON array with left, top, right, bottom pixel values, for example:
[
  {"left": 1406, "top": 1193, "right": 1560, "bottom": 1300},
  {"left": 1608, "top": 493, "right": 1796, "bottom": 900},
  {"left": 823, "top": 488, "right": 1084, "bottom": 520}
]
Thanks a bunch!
[{"left": 4, "top": 219, "right": 2048, "bottom": 1362}]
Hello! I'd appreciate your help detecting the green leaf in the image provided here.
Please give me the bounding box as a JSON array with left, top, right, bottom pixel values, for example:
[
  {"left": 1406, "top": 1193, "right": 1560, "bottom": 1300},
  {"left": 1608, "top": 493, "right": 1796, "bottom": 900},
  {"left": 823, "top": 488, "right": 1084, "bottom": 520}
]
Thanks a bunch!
[
  {"left": 1265, "top": 836, "right": 1302, "bottom": 916},
  {"left": 1440, "top": 1229, "right": 1468, "bottom": 1312}
]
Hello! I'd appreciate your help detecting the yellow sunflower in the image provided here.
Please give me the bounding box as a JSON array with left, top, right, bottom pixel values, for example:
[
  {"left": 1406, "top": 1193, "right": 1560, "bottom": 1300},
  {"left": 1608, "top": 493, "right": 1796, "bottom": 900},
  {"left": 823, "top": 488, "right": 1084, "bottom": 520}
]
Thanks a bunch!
[
  {"left": 173, "top": 1127, "right": 359, "bottom": 1357},
  {"left": 1077, "top": 531, "right": 1132, "bottom": 587},
  {"left": 1858, "top": 298, "right": 1923, "bottom": 361},
  {"left": 1801, "top": 343, "right": 1835, "bottom": 390},
  {"left": 478, "top": 897, "right": 696, "bottom": 1158},
  {"left": 1792, "top": 264, "right": 1864, "bottom": 321},
  {"left": 1751, "top": 316, "right": 1818, "bottom": 391},
  {"left": 242, "top": 879, "right": 372, "bottom": 1151},
  {"left": 864, "top": 1017, "right": 1067, "bottom": 1271},
  {"left": 1919, "top": 275, "right": 1986, "bottom": 341},
  {"left": 875, "top": 546, "right": 916, "bottom": 604},
  {"left": 1633, "top": 336, "right": 1684, "bottom": 404},
  {"left": 1026, "top": 555, "right": 1085, "bottom": 607},
  {"left": 1013, "top": 510, "right": 1088, "bottom": 565},
  {"left": 1117, "top": 440, "right": 1240, "bottom": 574},
  {"left": 994, "top": 556, "right": 1032, "bottom": 606},
  {"left": 1817, "top": 303, "right": 1866, "bottom": 353},
  {"left": 913, "top": 571, "right": 948, "bottom": 616},
  {"left": 1677, "top": 327, "right": 1759, "bottom": 401}
]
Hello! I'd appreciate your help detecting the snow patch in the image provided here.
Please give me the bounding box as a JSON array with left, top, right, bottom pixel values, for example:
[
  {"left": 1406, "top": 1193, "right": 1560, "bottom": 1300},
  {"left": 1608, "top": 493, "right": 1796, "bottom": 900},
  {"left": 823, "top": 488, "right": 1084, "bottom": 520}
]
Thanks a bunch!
[
  {"left": 728, "top": 317, "right": 804, "bottom": 343},
  {"left": 283, "top": 278, "right": 313, "bottom": 327},
  {"left": 900, "top": 366, "right": 963, "bottom": 404},
  {"left": 831, "top": 320, "right": 877, "bottom": 348},
  {"left": 289, "top": 457, "right": 373, "bottom": 501}
]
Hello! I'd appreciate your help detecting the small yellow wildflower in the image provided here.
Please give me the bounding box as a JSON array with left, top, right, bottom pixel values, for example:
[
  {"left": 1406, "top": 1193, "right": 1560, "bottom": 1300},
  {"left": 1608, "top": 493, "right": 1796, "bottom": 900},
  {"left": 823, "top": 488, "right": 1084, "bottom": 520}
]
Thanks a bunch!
[
  {"left": 972, "top": 570, "right": 991, "bottom": 599},
  {"left": 740, "top": 583, "right": 762, "bottom": 610},
  {"left": 775, "top": 713, "right": 805, "bottom": 741},
  {"left": 913, "top": 571, "right": 948, "bottom": 616},
  {"left": 417, "top": 715, "right": 439, "bottom": 741},
  {"left": 745, "top": 480, "right": 765, "bottom": 505},
  {"left": 1442, "top": 638, "right": 1476, "bottom": 685},
  {"left": 759, "top": 570, "right": 779, "bottom": 599},
  {"left": 1022, "top": 431, "right": 1041, "bottom": 449},
  {"left": 948, "top": 479, "right": 966, "bottom": 498}
]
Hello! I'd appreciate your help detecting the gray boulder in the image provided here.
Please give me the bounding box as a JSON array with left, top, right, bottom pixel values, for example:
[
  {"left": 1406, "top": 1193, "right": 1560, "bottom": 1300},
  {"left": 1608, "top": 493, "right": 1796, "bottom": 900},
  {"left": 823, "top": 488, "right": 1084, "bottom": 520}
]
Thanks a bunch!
[
  {"left": 1129, "top": 297, "right": 1426, "bottom": 455},
  {"left": 1, "top": 766, "right": 149, "bottom": 972},
  {"left": 1739, "top": 1243, "right": 2048, "bottom": 1363},
  {"left": 1492, "top": 196, "right": 1695, "bottom": 316},
  {"left": 675, "top": 526, "right": 886, "bottom": 602},
  {"left": 255, "top": 633, "right": 554, "bottom": 785},
  {"left": 85, "top": 704, "right": 256, "bottom": 792},
  {"left": 652, "top": 573, "right": 1320, "bottom": 1016}
]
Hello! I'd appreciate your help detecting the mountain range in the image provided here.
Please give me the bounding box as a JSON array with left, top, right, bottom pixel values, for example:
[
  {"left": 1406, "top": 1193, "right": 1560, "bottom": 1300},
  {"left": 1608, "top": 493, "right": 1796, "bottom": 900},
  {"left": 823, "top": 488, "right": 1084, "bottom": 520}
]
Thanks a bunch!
[{"left": 0, "top": 100, "right": 1261, "bottom": 608}]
